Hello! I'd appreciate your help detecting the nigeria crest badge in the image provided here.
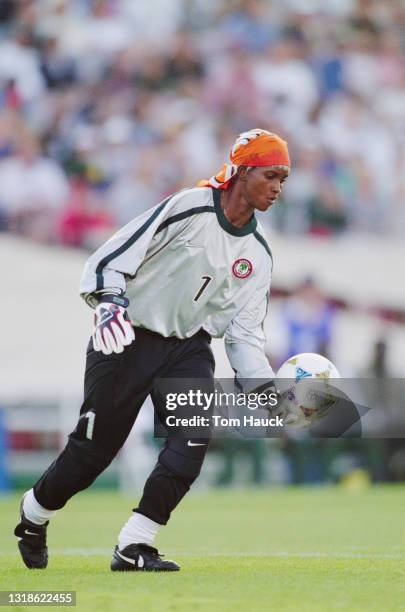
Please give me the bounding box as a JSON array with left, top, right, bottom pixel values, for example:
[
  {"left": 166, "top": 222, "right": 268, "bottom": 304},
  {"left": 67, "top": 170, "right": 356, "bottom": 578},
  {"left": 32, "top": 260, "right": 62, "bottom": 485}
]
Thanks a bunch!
[{"left": 232, "top": 258, "right": 253, "bottom": 278}]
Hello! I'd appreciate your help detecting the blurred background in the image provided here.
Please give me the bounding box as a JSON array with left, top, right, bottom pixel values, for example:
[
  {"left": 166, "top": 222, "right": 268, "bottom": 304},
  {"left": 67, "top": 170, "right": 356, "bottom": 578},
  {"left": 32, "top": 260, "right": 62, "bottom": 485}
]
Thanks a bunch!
[{"left": 0, "top": 0, "right": 405, "bottom": 494}]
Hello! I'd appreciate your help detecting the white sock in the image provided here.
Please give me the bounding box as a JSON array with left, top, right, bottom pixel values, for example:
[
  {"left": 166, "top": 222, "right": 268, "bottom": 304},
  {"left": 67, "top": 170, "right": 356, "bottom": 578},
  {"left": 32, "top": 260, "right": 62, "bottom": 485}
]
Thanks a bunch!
[
  {"left": 118, "top": 512, "right": 160, "bottom": 549},
  {"left": 22, "top": 489, "right": 57, "bottom": 525}
]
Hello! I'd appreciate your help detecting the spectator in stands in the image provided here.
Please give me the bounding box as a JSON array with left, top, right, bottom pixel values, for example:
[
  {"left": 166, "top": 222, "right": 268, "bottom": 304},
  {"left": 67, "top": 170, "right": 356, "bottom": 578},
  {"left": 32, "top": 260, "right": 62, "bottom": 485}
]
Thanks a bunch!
[
  {"left": 0, "top": 133, "right": 68, "bottom": 240},
  {"left": 282, "top": 277, "right": 336, "bottom": 360},
  {"left": 0, "top": 25, "right": 44, "bottom": 104}
]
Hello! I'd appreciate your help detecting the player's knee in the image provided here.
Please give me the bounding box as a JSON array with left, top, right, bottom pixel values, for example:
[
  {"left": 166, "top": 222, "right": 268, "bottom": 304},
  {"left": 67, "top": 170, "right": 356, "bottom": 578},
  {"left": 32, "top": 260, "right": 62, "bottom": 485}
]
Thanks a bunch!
[
  {"left": 158, "top": 442, "right": 208, "bottom": 483},
  {"left": 67, "top": 434, "right": 115, "bottom": 477}
]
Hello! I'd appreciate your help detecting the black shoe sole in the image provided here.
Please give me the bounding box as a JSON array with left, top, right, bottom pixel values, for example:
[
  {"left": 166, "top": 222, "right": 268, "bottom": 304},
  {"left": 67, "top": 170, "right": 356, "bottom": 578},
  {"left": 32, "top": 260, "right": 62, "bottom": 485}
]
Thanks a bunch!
[
  {"left": 111, "top": 558, "right": 180, "bottom": 572},
  {"left": 111, "top": 563, "right": 179, "bottom": 572}
]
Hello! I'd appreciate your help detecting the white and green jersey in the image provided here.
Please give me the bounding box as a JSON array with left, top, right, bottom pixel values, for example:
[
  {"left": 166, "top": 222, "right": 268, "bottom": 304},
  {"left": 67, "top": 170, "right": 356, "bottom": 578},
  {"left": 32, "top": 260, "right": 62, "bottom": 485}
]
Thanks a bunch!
[{"left": 80, "top": 187, "right": 275, "bottom": 384}]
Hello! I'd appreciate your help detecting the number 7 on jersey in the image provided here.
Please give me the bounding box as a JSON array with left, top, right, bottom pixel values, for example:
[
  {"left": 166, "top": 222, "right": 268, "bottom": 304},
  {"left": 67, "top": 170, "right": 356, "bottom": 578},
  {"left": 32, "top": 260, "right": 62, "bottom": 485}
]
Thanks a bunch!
[{"left": 193, "top": 275, "right": 213, "bottom": 302}]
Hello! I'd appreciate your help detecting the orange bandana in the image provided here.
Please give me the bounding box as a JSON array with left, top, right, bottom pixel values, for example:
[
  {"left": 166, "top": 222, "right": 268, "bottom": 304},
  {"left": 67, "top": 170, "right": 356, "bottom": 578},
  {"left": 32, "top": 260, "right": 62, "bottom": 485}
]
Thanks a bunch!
[{"left": 198, "top": 128, "right": 290, "bottom": 189}]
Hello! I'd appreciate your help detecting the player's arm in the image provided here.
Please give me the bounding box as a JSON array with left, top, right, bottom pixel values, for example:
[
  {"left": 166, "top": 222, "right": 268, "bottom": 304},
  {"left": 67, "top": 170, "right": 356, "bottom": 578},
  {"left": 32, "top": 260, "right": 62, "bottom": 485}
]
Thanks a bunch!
[
  {"left": 224, "top": 279, "right": 275, "bottom": 393},
  {"left": 80, "top": 192, "right": 182, "bottom": 302},
  {"left": 79, "top": 192, "right": 182, "bottom": 354}
]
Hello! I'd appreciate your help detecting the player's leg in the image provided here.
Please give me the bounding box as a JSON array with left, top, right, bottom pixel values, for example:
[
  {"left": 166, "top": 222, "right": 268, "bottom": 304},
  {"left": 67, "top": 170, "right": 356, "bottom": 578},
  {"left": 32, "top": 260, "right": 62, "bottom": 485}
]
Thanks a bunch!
[
  {"left": 112, "top": 330, "right": 214, "bottom": 571},
  {"left": 35, "top": 342, "right": 152, "bottom": 508},
  {"left": 136, "top": 436, "right": 210, "bottom": 521},
  {"left": 111, "top": 437, "right": 209, "bottom": 572},
  {"left": 14, "top": 329, "right": 163, "bottom": 568}
]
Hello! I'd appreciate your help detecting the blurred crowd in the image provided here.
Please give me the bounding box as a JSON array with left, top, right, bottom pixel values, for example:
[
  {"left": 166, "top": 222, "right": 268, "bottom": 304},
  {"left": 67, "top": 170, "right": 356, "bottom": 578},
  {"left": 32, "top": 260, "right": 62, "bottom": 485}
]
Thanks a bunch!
[{"left": 0, "top": 0, "right": 404, "bottom": 248}]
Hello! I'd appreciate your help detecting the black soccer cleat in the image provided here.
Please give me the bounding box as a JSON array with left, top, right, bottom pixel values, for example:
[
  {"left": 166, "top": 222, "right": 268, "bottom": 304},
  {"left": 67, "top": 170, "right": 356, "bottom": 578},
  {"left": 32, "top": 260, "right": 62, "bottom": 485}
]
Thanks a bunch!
[
  {"left": 14, "top": 499, "right": 48, "bottom": 569},
  {"left": 111, "top": 544, "right": 180, "bottom": 572}
]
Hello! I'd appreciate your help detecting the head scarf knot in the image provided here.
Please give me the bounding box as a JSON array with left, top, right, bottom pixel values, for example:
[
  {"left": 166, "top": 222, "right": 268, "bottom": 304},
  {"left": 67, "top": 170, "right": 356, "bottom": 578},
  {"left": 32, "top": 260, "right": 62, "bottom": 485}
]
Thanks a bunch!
[{"left": 198, "top": 128, "right": 290, "bottom": 189}]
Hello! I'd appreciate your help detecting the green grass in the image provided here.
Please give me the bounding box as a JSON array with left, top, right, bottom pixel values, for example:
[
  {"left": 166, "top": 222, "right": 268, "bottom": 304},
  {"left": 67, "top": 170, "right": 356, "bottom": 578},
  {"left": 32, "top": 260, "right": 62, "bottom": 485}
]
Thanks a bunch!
[{"left": 1, "top": 486, "right": 405, "bottom": 611}]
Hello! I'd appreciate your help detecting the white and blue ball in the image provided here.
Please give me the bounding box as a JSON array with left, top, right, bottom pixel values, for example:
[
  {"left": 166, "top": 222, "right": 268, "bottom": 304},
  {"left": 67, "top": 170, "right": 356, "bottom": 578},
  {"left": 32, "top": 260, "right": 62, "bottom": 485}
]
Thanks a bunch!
[{"left": 276, "top": 353, "right": 340, "bottom": 426}]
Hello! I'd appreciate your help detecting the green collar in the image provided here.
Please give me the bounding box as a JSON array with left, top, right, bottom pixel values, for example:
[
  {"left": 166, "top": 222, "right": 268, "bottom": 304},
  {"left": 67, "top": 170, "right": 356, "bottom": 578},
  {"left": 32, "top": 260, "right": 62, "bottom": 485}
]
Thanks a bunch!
[{"left": 212, "top": 188, "right": 257, "bottom": 237}]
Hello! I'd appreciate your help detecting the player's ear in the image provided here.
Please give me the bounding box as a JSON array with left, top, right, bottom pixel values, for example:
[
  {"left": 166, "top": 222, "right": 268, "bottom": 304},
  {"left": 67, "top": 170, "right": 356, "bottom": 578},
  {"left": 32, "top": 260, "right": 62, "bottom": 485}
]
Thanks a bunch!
[{"left": 237, "top": 165, "right": 249, "bottom": 182}]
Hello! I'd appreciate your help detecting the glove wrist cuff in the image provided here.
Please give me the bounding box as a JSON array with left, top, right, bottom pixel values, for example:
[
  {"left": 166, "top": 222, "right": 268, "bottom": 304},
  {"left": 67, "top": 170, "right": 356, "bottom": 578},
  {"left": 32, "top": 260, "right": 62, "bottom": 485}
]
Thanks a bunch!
[{"left": 98, "top": 293, "right": 129, "bottom": 308}]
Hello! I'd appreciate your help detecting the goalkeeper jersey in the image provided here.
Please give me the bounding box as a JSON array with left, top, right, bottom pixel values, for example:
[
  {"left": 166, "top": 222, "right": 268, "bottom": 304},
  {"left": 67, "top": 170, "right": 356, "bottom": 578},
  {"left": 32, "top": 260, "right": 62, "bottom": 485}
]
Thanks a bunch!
[{"left": 80, "top": 187, "right": 275, "bottom": 385}]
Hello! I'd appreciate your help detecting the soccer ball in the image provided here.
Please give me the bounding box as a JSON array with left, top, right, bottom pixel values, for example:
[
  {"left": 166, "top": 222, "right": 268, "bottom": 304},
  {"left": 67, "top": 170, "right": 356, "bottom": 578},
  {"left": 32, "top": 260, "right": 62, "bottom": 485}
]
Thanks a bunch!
[{"left": 276, "top": 353, "right": 340, "bottom": 427}]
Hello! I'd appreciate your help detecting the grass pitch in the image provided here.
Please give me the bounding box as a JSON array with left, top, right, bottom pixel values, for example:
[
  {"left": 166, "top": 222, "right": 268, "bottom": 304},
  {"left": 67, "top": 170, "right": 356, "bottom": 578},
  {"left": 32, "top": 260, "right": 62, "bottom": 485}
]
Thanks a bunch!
[{"left": 1, "top": 486, "right": 404, "bottom": 611}]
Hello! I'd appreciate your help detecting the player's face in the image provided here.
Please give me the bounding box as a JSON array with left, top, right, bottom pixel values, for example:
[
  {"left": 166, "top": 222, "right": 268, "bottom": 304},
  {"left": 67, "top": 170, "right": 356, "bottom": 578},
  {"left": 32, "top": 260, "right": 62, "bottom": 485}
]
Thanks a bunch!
[{"left": 243, "top": 165, "right": 290, "bottom": 211}]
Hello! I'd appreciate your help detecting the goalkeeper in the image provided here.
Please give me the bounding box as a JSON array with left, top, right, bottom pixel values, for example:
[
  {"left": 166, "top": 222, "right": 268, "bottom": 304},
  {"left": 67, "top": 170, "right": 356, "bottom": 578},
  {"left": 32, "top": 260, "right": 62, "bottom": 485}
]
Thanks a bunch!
[{"left": 14, "top": 129, "right": 290, "bottom": 571}]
